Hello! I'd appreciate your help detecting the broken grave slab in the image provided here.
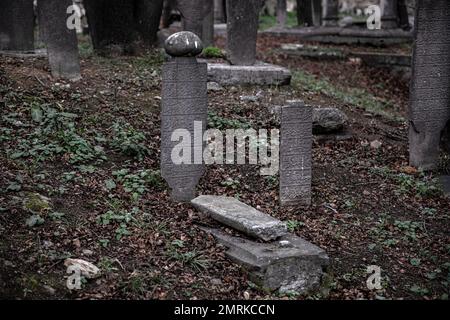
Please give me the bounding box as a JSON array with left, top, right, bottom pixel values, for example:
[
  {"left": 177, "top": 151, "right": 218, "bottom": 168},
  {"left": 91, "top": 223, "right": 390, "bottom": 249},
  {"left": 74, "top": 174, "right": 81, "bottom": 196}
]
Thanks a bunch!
[
  {"left": 201, "top": 227, "right": 329, "bottom": 294},
  {"left": 191, "top": 195, "right": 287, "bottom": 241},
  {"left": 202, "top": 60, "right": 292, "bottom": 86}
]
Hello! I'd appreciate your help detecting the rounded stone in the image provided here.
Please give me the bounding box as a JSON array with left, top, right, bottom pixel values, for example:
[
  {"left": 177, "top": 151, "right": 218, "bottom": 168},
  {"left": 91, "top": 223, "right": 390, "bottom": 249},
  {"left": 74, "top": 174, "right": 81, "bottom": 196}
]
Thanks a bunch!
[{"left": 164, "top": 31, "right": 203, "bottom": 57}]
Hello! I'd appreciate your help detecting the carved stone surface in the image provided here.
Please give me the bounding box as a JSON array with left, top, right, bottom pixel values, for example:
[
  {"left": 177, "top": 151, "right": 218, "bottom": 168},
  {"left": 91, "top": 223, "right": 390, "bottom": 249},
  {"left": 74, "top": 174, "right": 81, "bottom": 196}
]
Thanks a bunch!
[
  {"left": 280, "top": 101, "right": 313, "bottom": 206},
  {"left": 322, "top": 0, "right": 339, "bottom": 27},
  {"left": 202, "top": 0, "right": 215, "bottom": 47},
  {"left": 381, "top": 0, "right": 399, "bottom": 29},
  {"left": 178, "top": 0, "right": 204, "bottom": 38},
  {"left": 409, "top": 0, "right": 450, "bottom": 170},
  {"left": 37, "top": 0, "right": 81, "bottom": 80},
  {"left": 226, "top": 0, "right": 264, "bottom": 66},
  {"left": 0, "top": 0, "right": 34, "bottom": 51},
  {"left": 161, "top": 32, "right": 207, "bottom": 202}
]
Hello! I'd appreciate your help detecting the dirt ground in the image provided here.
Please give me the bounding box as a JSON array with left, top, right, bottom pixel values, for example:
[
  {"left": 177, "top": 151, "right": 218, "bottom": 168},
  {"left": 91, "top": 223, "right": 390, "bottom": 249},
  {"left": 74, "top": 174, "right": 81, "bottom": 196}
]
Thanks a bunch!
[{"left": 0, "top": 33, "right": 449, "bottom": 300}]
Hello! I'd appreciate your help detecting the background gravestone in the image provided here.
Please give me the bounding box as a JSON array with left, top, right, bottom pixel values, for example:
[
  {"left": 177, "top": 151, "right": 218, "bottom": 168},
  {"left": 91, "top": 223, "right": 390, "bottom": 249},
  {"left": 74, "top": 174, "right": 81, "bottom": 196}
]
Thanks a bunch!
[
  {"left": 322, "top": 0, "right": 339, "bottom": 27},
  {"left": 409, "top": 0, "right": 450, "bottom": 170},
  {"left": 161, "top": 32, "right": 207, "bottom": 202},
  {"left": 296, "top": 0, "right": 314, "bottom": 26},
  {"left": 37, "top": 0, "right": 81, "bottom": 80},
  {"left": 0, "top": 0, "right": 35, "bottom": 51},
  {"left": 226, "top": 0, "right": 264, "bottom": 66},
  {"left": 276, "top": 0, "right": 287, "bottom": 27},
  {"left": 280, "top": 100, "right": 313, "bottom": 206},
  {"left": 311, "top": 0, "right": 322, "bottom": 27},
  {"left": 381, "top": 0, "right": 399, "bottom": 29},
  {"left": 178, "top": 0, "right": 204, "bottom": 38}
]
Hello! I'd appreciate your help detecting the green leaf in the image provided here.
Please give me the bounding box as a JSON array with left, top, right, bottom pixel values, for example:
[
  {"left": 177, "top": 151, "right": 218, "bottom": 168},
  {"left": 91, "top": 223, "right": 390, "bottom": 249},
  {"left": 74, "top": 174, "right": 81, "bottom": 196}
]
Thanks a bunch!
[
  {"left": 31, "top": 106, "right": 43, "bottom": 122},
  {"left": 105, "top": 179, "right": 116, "bottom": 190},
  {"left": 25, "top": 215, "right": 45, "bottom": 227},
  {"left": 410, "top": 258, "right": 421, "bottom": 266}
]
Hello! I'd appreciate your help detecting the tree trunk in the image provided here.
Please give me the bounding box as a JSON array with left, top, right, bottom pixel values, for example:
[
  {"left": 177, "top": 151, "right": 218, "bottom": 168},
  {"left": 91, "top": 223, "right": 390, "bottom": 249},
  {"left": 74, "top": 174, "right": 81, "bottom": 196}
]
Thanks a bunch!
[
  {"left": 134, "top": 0, "right": 164, "bottom": 46},
  {"left": 178, "top": 0, "right": 204, "bottom": 38},
  {"left": 202, "top": 0, "right": 215, "bottom": 47},
  {"left": 0, "top": 0, "right": 35, "bottom": 51},
  {"left": 84, "top": 0, "right": 135, "bottom": 55},
  {"left": 296, "top": 0, "right": 314, "bottom": 26}
]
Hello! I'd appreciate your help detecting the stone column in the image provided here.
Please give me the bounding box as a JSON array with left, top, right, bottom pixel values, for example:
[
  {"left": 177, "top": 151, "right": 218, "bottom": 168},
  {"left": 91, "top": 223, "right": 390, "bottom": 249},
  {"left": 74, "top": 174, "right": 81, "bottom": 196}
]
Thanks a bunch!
[
  {"left": 276, "top": 0, "right": 287, "bottom": 27},
  {"left": 178, "top": 0, "right": 204, "bottom": 38},
  {"left": 322, "top": 0, "right": 339, "bottom": 27},
  {"left": 381, "top": 0, "right": 399, "bottom": 29},
  {"left": 202, "top": 0, "right": 215, "bottom": 47},
  {"left": 37, "top": 0, "right": 81, "bottom": 80},
  {"left": 226, "top": 0, "right": 264, "bottom": 66},
  {"left": 409, "top": 0, "right": 450, "bottom": 170},
  {"left": 161, "top": 32, "right": 207, "bottom": 202},
  {"left": 296, "top": 0, "right": 314, "bottom": 26},
  {"left": 280, "top": 101, "right": 313, "bottom": 206},
  {"left": 214, "top": 0, "right": 226, "bottom": 23},
  {"left": 0, "top": 0, "right": 35, "bottom": 51}
]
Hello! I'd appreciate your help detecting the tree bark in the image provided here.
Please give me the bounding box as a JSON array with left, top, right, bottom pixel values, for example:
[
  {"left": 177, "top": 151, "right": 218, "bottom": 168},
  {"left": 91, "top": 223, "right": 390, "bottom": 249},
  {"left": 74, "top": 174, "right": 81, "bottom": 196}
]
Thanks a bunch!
[{"left": 134, "top": 0, "right": 164, "bottom": 46}]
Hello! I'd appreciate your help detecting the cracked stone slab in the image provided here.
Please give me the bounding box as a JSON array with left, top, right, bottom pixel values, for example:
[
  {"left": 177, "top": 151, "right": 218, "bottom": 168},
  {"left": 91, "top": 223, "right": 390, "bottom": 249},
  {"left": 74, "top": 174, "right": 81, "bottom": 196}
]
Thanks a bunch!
[
  {"left": 201, "top": 227, "right": 329, "bottom": 294},
  {"left": 203, "top": 61, "right": 291, "bottom": 86},
  {"left": 191, "top": 195, "right": 287, "bottom": 241}
]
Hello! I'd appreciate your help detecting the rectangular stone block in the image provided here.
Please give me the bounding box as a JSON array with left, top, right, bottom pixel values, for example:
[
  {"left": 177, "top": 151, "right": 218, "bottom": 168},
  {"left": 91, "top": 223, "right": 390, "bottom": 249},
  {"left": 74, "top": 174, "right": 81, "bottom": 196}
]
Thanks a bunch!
[
  {"left": 191, "top": 195, "right": 287, "bottom": 241},
  {"left": 280, "top": 100, "right": 313, "bottom": 206}
]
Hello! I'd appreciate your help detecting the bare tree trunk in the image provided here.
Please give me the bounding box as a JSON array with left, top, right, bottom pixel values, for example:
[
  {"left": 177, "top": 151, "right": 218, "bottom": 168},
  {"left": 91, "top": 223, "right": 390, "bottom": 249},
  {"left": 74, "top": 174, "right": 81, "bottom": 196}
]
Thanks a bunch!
[
  {"left": 0, "top": 0, "right": 35, "bottom": 51},
  {"left": 134, "top": 0, "right": 164, "bottom": 47}
]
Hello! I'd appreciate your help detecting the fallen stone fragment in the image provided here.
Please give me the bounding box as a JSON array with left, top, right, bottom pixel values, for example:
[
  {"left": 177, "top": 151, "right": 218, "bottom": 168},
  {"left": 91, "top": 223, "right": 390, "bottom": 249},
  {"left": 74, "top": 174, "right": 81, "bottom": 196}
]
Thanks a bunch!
[
  {"left": 201, "top": 227, "right": 329, "bottom": 294},
  {"left": 207, "top": 81, "right": 224, "bottom": 92},
  {"left": 191, "top": 195, "right": 287, "bottom": 241},
  {"left": 370, "top": 140, "right": 383, "bottom": 149},
  {"left": 64, "top": 258, "right": 100, "bottom": 279}
]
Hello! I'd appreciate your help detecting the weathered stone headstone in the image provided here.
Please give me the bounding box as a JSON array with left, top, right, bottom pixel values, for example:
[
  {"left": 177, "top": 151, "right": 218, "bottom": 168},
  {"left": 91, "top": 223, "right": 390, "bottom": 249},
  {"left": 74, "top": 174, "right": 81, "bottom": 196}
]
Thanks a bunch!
[
  {"left": 409, "top": 0, "right": 450, "bottom": 170},
  {"left": 280, "top": 101, "right": 313, "bottom": 206},
  {"left": 202, "top": 0, "right": 215, "bottom": 47},
  {"left": 178, "top": 0, "right": 204, "bottom": 38},
  {"left": 322, "top": 0, "right": 339, "bottom": 27},
  {"left": 226, "top": 0, "right": 264, "bottom": 66},
  {"left": 398, "top": 0, "right": 410, "bottom": 29},
  {"left": 381, "top": 0, "right": 399, "bottom": 29},
  {"left": 161, "top": 32, "right": 207, "bottom": 201},
  {"left": 276, "top": 0, "right": 287, "bottom": 27},
  {"left": 37, "top": 0, "right": 81, "bottom": 80},
  {"left": 0, "top": 0, "right": 35, "bottom": 51}
]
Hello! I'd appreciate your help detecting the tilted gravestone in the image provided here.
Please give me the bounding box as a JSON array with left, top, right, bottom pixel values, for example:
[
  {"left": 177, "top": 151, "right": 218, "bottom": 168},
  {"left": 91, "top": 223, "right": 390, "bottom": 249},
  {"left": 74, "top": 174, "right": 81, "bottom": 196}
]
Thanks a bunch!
[
  {"left": 161, "top": 32, "right": 207, "bottom": 202},
  {"left": 178, "top": 0, "right": 204, "bottom": 38},
  {"left": 37, "top": 0, "right": 81, "bottom": 80},
  {"left": 226, "top": 0, "right": 264, "bottom": 66},
  {"left": 280, "top": 101, "right": 313, "bottom": 206},
  {"left": 0, "top": 0, "right": 35, "bottom": 51},
  {"left": 409, "top": 0, "right": 450, "bottom": 170},
  {"left": 381, "top": 0, "right": 399, "bottom": 29},
  {"left": 322, "top": 0, "right": 339, "bottom": 27}
]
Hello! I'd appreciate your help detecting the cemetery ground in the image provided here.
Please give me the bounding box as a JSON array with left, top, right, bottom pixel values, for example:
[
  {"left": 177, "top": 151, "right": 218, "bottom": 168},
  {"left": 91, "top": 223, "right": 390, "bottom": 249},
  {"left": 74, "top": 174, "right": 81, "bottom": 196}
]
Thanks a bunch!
[{"left": 0, "top": 34, "right": 449, "bottom": 300}]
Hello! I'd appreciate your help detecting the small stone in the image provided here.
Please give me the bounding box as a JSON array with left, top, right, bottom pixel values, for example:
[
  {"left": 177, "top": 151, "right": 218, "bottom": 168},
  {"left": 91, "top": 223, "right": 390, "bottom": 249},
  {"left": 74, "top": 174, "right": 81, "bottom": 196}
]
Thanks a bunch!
[
  {"left": 370, "top": 140, "right": 383, "bottom": 149},
  {"left": 82, "top": 249, "right": 93, "bottom": 256},
  {"left": 64, "top": 258, "right": 100, "bottom": 279},
  {"left": 240, "top": 95, "right": 259, "bottom": 103},
  {"left": 243, "top": 291, "right": 250, "bottom": 300},
  {"left": 43, "top": 285, "right": 56, "bottom": 295},
  {"left": 207, "top": 82, "right": 224, "bottom": 92},
  {"left": 211, "top": 278, "right": 223, "bottom": 286},
  {"left": 164, "top": 31, "right": 203, "bottom": 57},
  {"left": 279, "top": 240, "right": 292, "bottom": 247},
  {"left": 312, "top": 107, "right": 348, "bottom": 134}
]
